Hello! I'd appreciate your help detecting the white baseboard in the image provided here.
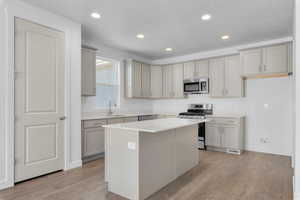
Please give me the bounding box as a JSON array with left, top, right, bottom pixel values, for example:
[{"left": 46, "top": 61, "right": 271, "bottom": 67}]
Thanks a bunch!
[
  {"left": 294, "top": 192, "right": 300, "bottom": 200},
  {"left": 0, "top": 179, "right": 14, "bottom": 191},
  {"left": 67, "top": 160, "right": 82, "bottom": 170}
]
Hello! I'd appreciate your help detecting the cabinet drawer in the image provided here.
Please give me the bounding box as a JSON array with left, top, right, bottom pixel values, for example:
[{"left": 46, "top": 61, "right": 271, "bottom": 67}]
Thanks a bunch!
[
  {"left": 207, "top": 118, "right": 239, "bottom": 126},
  {"left": 107, "top": 118, "right": 124, "bottom": 124},
  {"left": 123, "top": 117, "right": 139, "bottom": 123},
  {"left": 83, "top": 119, "right": 107, "bottom": 128}
]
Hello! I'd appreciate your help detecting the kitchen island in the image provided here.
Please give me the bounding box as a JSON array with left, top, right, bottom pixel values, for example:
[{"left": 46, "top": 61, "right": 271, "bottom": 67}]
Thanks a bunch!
[{"left": 103, "top": 118, "right": 207, "bottom": 200}]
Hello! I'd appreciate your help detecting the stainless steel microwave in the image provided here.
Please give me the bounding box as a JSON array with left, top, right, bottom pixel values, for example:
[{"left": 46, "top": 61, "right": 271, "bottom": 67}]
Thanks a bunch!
[{"left": 183, "top": 78, "right": 209, "bottom": 94}]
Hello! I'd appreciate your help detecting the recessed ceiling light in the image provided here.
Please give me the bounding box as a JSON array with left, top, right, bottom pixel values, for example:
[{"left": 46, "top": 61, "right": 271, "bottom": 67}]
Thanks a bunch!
[
  {"left": 165, "top": 48, "right": 173, "bottom": 52},
  {"left": 136, "top": 34, "right": 145, "bottom": 39},
  {"left": 221, "top": 35, "right": 230, "bottom": 40},
  {"left": 90, "top": 12, "right": 101, "bottom": 19},
  {"left": 201, "top": 14, "right": 211, "bottom": 21}
]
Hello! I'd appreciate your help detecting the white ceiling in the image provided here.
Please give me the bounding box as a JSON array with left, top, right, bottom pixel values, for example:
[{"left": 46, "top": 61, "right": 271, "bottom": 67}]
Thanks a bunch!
[{"left": 21, "top": 0, "right": 294, "bottom": 60}]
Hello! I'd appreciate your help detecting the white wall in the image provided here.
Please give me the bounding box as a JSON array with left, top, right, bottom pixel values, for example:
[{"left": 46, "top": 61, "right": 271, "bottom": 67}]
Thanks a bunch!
[
  {"left": 0, "top": 0, "right": 82, "bottom": 190},
  {"left": 152, "top": 77, "right": 293, "bottom": 156},
  {"left": 294, "top": 0, "right": 300, "bottom": 199},
  {"left": 82, "top": 39, "right": 153, "bottom": 114}
]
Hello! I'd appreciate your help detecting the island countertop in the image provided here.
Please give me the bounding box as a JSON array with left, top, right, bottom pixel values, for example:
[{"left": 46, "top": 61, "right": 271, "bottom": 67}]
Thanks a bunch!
[{"left": 102, "top": 118, "right": 208, "bottom": 133}]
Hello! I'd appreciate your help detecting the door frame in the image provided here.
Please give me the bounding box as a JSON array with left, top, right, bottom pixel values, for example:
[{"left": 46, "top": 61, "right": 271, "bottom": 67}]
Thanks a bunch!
[{"left": 1, "top": 1, "right": 80, "bottom": 189}]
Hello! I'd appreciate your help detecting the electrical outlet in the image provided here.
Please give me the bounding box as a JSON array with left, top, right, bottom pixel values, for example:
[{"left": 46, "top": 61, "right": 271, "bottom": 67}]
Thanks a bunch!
[{"left": 260, "top": 137, "right": 270, "bottom": 144}]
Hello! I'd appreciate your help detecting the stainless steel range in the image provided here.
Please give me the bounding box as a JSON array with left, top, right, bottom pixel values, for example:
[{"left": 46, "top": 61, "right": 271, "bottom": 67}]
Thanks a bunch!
[{"left": 178, "top": 104, "right": 213, "bottom": 150}]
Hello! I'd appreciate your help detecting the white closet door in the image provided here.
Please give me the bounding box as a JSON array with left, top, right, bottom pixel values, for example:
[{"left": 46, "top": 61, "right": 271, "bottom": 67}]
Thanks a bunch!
[{"left": 14, "top": 18, "right": 65, "bottom": 182}]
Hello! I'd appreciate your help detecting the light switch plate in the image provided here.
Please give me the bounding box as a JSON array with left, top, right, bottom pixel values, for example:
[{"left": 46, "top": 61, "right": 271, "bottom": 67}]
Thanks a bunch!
[{"left": 128, "top": 142, "right": 136, "bottom": 150}]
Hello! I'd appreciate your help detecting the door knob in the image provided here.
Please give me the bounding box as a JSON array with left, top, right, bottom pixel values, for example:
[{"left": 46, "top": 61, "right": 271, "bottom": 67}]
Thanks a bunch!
[{"left": 59, "top": 116, "right": 66, "bottom": 120}]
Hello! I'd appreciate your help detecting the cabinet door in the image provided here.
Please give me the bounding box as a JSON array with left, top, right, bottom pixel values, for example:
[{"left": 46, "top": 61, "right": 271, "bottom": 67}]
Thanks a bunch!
[
  {"left": 195, "top": 59, "right": 209, "bottom": 77},
  {"left": 81, "top": 48, "right": 96, "bottom": 96},
  {"left": 173, "top": 63, "right": 184, "bottom": 98},
  {"left": 162, "top": 65, "right": 173, "bottom": 97},
  {"left": 183, "top": 62, "right": 195, "bottom": 80},
  {"left": 263, "top": 44, "right": 288, "bottom": 74},
  {"left": 150, "top": 65, "right": 163, "bottom": 98},
  {"left": 225, "top": 55, "right": 243, "bottom": 97},
  {"left": 83, "top": 127, "right": 105, "bottom": 157},
  {"left": 240, "top": 48, "right": 262, "bottom": 75},
  {"left": 205, "top": 125, "right": 221, "bottom": 147},
  {"left": 141, "top": 63, "right": 151, "bottom": 97},
  {"left": 209, "top": 58, "right": 225, "bottom": 97},
  {"left": 221, "top": 126, "right": 240, "bottom": 150},
  {"left": 132, "top": 61, "right": 142, "bottom": 97}
]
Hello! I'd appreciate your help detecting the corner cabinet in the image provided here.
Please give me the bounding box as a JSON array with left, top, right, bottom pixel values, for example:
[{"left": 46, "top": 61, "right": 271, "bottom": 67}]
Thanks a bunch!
[
  {"left": 209, "top": 55, "right": 244, "bottom": 98},
  {"left": 205, "top": 116, "right": 245, "bottom": 154},
  {"left": 240, "top": 43, "right": 292, "bottom": 78},
  {"left": 81, "top": 47, "right": 97, "bottom": 96}
]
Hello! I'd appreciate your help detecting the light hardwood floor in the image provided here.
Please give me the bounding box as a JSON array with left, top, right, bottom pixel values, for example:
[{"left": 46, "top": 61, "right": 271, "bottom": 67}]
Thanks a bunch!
[{"left": 0, "top": 151, "right": 293, "bottom": 200}]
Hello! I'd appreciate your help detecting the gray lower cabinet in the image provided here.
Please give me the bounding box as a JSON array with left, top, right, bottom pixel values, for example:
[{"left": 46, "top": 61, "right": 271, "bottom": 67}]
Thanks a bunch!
[
  {"left": 205, "top": 117, "right": 245, "bottom": 154},
  {"left": 82, "top": 127, "right": 105, "bottom": 157}
]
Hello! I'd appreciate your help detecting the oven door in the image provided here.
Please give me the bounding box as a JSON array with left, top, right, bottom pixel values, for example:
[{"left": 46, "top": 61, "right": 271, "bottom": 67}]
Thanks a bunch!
[{"left": 184, "top": 81, "right": 200, "bottom": 94}]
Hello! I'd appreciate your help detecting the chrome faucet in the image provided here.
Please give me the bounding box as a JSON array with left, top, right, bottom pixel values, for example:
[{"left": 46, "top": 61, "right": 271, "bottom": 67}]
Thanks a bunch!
[{"left": 108, "top": 100, "right": 113, "bottom": 115}]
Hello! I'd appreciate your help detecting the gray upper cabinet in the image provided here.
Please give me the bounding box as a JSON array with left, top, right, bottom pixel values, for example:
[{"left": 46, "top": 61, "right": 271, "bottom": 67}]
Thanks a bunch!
[
  {"left": 150, "top": 65, "right": 163, "bottom": 98},
  {"left": 82, "top": 47, "right": 97, "bottom": 96},
  {"left": 225, "top": 55, "right": 243, "bottom": 97},
  {"left": 209, "top": 58, "right": 226, "bottom": 97},
  {"left": 162, "top": 65, "right": 174, "bottom": 98},
  {"left": 141, "top": 63, "right": 151, "bottom": 97},
  {"left": 183, "top": 62, "right": 195, "bottom": 80},
  {"left": 210, "top": 55, "right": 244, "bottom": 98},
  {"left": 125, "top": 60, "right": 152, "bottom": 98},
  {"left": 172, "top": 63, "right": 184, "bottom": 98},
  {"left": 195, "top": 60, "right": 209, "bottom": 77},
  {"left": 241, "top": 43, "right": 291, "bottom": 77}
]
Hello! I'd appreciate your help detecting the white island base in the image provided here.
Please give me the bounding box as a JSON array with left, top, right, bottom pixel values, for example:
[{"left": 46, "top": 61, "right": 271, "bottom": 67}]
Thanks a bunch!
[{"left": 104, "top": 118, "right": 205, "bottom": 200}]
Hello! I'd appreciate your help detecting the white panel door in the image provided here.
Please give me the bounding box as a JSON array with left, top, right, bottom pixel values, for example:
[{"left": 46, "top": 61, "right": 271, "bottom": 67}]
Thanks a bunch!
[
  {"left": 141, "top": 63, "right": 151, "bottom": 97},
  {"left": 172, "top": 63, "right": 184, "bottom": 98},
  {"left": 263, "top": 44, "right": 288, "bottom": 74},
  {"left": 162, "top": 65, "right": 173, "bottom": 97},
  {"left": 183, "top": 62, "right": 195, "bottom": 80},
  {"left": 241, "top": 48, "right": 262, "bottom": 75},
  {"left": 209, "top": 58, "right": 225, "bottom": 97},
  {"left": 225, "top": 55, "right": 243, "bottom": 97},
  {"left": 132, "top": 61, "right": 142, "bottom": 97},
  {"left": 195, "top": 59, "right": 209, "bottom": 77},
  {"left": 150, "top": 65, "right": 163, "bottom": 98},
  {"left": 15, "top": 18, "right": 65, "bottom": 182}
]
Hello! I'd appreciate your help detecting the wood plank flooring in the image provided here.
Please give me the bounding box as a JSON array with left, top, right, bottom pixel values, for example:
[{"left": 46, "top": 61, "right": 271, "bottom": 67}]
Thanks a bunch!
[{"left": 0, "top": 151, "right": 293, "bottom": 200}]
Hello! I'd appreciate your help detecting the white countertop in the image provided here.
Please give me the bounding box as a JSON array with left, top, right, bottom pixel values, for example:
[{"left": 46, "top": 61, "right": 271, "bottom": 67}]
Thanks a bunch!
[
  {"left": 81, "top": 112, "right": 162, "bottom": 120},
  {"left": 208, "top": 114, "right": 246, "bottom": 118},
  {"left": 103, "top": 118, "right": 208, "bottom": 133}
]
